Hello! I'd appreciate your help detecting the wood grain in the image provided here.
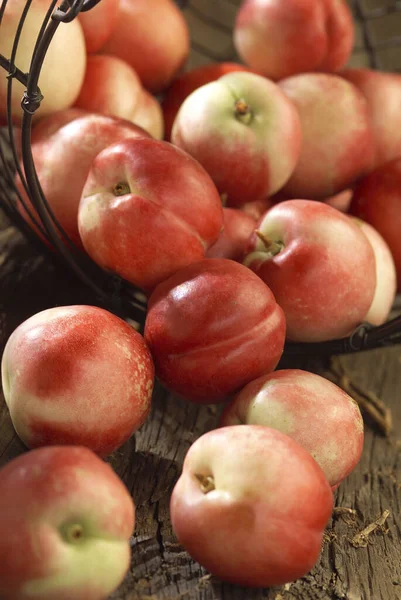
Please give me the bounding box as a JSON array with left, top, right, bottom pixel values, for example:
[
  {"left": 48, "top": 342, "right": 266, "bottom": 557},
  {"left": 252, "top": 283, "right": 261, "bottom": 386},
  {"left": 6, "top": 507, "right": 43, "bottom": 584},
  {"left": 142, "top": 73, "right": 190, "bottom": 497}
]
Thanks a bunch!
[{"left": 1, "top": 210, "right": 401, "bottom": 600}]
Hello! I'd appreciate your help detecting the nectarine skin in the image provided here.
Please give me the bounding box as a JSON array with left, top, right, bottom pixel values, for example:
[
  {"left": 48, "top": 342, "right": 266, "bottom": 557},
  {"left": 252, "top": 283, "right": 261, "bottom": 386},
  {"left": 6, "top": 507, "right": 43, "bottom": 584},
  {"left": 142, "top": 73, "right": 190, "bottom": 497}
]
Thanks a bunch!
[
  {"left": 355, "top": 219, "right": 397, "bottom": 326},
  {"left": 234, "top": 0, "right": 353, "bottom": 81},
  {"left": 78, "top": 138, "right": 224, "bottom": 292},
  {"left": 144, "top": 258, "right": 286, "bottom": 402},
  {"left": 234, "top": 0, "right": 328, "bottom": 80},
  {"left": 324, "top": 188, "right": 353, "bottom": 213},
  {"left": 350, "top": 158, "right": 401, "bottom": 291},
  {"left": 74, "top": 55, "right": 143, "bottom": 124},
  {"left": 279, "top": 73, "right": 374, "bottom": 199},
  {"left": 0, "top": 446, "right": 135, "bottom": 600},
  {"left": 101, "top": 0, "right": 189, "bottom": 93},
  {"left": 171, "top": 425, "right": 333, "bottom": 587},
  {"left": 320, "top": 0, "right": 354, "bottom": 72},
  {"left": 341, "top": 68, "right": 401, "bottom": 168},
  {"left": 244, "top": 200, "right": 376, "bottom": 342},
  {"left": 73, "top": 55, "right": 164, "bottom": 140},
  {"left": 31, "top": 109, "right": 89, "bottom": 145},
  {"left": 17, "top": 114, "right": 149, "bottom": 248},
  {"left": 162, "top": 62, "right": 254, "bottom": 140},
  {"left": 172, "top": 72, "right": 302, "bottom": 206},
  {"left": 220, "top": 369, "right": 364, "bottom": 488},
  {"left": 78, "top": 0, "right": 119, "bottom": 54},
  {"left": 206, "top": 208, "right": 256, "bottom": 261},
  {"left": 1, "top": 306, "right": 154, "bottom": 456},
  {"left": 238, "top": 197, "right": 274, "bottom": 220},
  {"left": 132, "top": 89, "right": 164, "bottom": 141}
]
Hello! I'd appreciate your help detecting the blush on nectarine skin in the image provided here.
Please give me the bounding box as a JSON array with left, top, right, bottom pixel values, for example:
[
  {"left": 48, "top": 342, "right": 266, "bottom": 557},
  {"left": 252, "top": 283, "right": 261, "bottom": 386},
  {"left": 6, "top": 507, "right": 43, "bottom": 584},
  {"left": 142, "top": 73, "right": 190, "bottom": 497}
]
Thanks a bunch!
[
  {"left": 270, "top": 188, "right": 353, "bottom": 212},
  {"left": 144, "top": 258, "right": 286, "bottom": 403},
  {"left": 341, "top": 69, "right": 401, "bottom": 168},
  {"left": 1, "top": 305, "right": 154, "bottom": 457},
  {"left": 279, "top": 73, "right": 374, "bottom": 199},
  {"left": 31, "top": 108, "right": 89, "bottom": 145},
  {"left": 244, "top": 200, "right": 376, "bottom": 342},
  {"left": 132, "top": 89, "right": 165, "bottom": 141},
  {"left": 0, "top": 446, "right": 135, "bottom": 600},
  {"left": 319, "top": 0, "right": 354, "bottom": 72},
  {"left": 78, "top": 137, "right": 224, "bottom": 292},
  {"left": 234, "top": 0, "right": 353, "bottom": 80},
  {"left": 238, "top": 197, "right": 274, "bottom": 220},
  {"left": 220, "top": 369, "right": 364, "bottom": 488},
  {"left": 74, "top": 55, "right": 143, "bottom": 125},
  {"left": 73, "top": 55, "right": 164, "bottom": 140},
  {"left": 171, "top": 425, "right": 333, "bottom": 587},
  {"left": 172, "top": 71, "right": 302, "bottom": 206},
  {"left": 206, "top": 208, "right": 256, "bottom": 262},
  {"left": 101, "top": 0, "right": 189, "bottom": 93},
  {"left": 350, "top": 158, "right": 401, "bottom": 291},
  {"left": 234, "top": 0, "right": 328, "bottom": 80},
  {"left": 78, "top": 0, "right": 119, "bottom": 54},
  {"left": 16, "top": 114, "right": 149, "bottom": 249}
]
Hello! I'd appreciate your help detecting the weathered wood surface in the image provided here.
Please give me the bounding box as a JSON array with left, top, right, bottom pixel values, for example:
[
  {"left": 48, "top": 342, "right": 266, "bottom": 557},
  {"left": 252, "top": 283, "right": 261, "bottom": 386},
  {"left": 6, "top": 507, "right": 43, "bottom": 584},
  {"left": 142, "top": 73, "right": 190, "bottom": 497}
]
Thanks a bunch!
[{"left": 1, "top": 211, "right": 401, "bottom": 600}]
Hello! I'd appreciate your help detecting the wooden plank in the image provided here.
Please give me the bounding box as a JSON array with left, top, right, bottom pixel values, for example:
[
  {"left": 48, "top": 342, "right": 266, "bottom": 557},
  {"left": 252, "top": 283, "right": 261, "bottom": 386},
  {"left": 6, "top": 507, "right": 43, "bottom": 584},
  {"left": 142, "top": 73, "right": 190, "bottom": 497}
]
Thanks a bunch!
[{"left": 1, "top": 210, "right": 401, "bottom": 599}]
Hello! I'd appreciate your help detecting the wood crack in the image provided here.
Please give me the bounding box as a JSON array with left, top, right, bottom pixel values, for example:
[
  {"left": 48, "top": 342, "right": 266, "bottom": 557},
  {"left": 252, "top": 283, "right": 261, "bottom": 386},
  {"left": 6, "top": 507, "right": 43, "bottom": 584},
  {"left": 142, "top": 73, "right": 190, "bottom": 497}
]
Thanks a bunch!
[{"left": 154, "top": 500, "right": 166, "bottom": 565}]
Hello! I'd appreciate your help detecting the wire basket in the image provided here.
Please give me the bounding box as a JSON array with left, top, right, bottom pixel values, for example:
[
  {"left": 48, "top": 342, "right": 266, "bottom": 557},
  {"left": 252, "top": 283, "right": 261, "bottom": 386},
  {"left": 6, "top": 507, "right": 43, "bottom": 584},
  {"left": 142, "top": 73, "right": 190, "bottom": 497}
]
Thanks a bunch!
[{"left": 0, "top": 0, "right": 401, "bottom": 355}]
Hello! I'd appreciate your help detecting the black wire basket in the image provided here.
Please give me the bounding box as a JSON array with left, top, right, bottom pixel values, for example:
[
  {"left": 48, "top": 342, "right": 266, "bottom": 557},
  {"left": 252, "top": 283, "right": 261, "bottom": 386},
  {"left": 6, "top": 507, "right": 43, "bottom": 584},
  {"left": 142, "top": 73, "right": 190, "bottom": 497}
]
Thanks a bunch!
[{"left": 1, "top": 0, "right": 401, "bottom": 356}]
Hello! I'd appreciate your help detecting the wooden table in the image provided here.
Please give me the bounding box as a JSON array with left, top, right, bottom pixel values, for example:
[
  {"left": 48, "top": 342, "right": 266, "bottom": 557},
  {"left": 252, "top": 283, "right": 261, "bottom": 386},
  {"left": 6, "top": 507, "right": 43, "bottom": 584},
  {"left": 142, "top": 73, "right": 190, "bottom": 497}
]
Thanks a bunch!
[{"left": 1, "top": 210, "right": 401, "bottom": 600}]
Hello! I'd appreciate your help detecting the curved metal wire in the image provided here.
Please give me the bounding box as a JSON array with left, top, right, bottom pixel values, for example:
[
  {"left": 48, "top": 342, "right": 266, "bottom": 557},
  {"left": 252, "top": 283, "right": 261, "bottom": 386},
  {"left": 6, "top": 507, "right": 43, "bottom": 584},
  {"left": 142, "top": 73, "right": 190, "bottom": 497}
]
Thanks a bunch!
[
  {"left": 52, "top": 0, "right": 102, "bottom": 22},
  {"left": 285, "top": 315, "right": 401, "bottom": 355}
]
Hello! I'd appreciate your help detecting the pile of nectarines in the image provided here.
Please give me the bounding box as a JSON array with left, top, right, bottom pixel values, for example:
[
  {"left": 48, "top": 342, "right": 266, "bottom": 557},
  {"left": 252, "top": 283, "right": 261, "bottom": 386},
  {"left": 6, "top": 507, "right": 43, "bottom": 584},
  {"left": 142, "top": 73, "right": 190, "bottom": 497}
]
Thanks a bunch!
[{"left": 0, "top": 0, "right": 400, "bottom": 597}]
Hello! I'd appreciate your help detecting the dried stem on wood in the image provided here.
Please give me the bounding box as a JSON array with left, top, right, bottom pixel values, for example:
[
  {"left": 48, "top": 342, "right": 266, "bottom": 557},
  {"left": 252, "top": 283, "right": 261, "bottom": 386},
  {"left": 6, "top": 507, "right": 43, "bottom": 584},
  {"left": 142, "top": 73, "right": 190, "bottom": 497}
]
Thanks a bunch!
[{"left": 350, "top": 510, "right": 391, "bottom": 548}]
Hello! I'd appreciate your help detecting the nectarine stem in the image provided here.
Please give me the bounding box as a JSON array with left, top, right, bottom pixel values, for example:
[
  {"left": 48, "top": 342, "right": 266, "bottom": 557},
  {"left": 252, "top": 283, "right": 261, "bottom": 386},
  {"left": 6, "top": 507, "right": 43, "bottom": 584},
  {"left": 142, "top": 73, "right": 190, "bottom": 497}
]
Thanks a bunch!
[
  {"left": 113, "top": 182, "right": 131, "bottom": 196},
  {"left": 195, "top": 474, "right": 215, "bottom": 494},
  {"left": 235, "top": 99, "right": 252, "bottom": 124},
  {"left": 255, "top": 230, "right": 284, "bottom": 256}
]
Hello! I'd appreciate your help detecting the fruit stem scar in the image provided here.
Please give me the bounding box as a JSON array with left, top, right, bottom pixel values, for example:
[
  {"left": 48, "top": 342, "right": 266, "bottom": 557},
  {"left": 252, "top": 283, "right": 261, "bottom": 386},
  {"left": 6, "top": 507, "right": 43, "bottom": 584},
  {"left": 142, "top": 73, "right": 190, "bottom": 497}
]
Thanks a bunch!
[
  {"left": 255, "top": 230, "right": 284, "bottom": 256},
  {"left": 62, "top": 523, "right": 84, "bottom": 543},
  {"left": 195, "top": 473, "right": 215, "bottom": 494},
  {"left": 234, "top": 99, "right": 253, "bottom": 125},
  {"left": 113, "top": 181, "right": 131, "bottom": 196}
]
